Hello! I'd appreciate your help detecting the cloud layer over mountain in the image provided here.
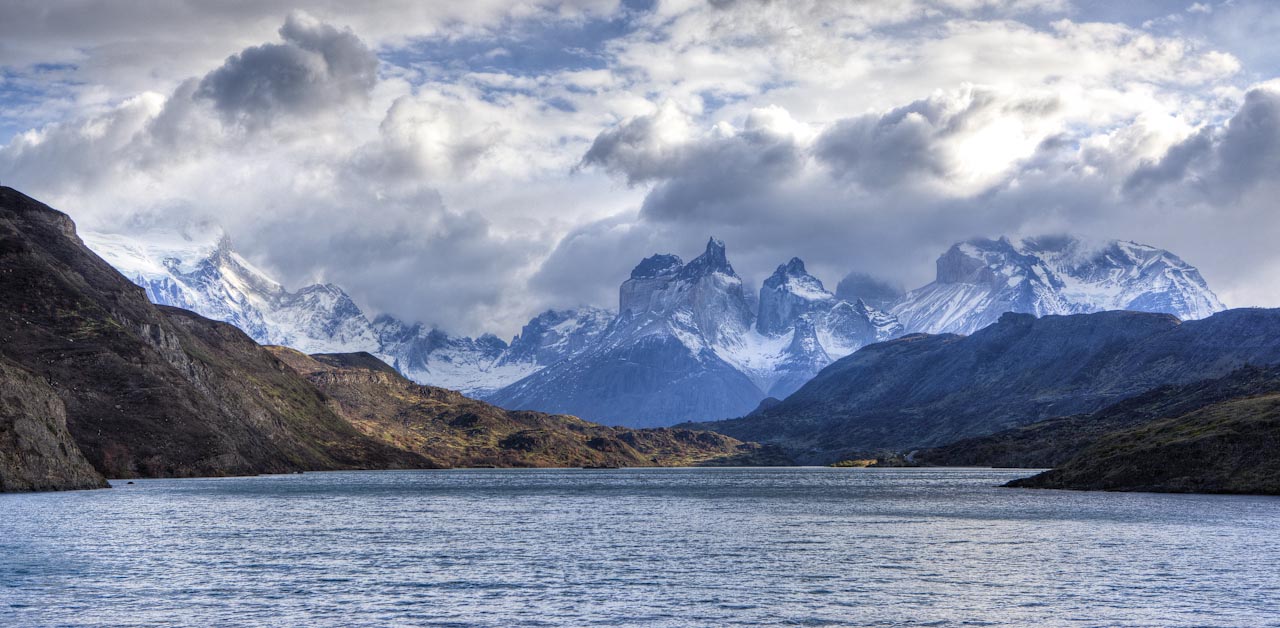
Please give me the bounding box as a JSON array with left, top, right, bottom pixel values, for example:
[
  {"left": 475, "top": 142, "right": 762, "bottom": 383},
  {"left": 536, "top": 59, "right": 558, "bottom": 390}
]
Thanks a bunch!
[{"left": 2, "top": 0, "right": 1279, "bottom": 336}]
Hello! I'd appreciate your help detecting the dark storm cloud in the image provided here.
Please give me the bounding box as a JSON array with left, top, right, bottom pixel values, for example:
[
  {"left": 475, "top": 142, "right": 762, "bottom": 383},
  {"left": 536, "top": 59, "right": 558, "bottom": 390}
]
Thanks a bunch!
[
  {"left": 6, "top": 0, "right": 1280, "bottom": 333},
  {"left": 1125, "top": 87, "right": 1280, "bottom": 202},
  {"left": 814, "top": 89, "right": 1058, "bottom": 190},
  {"left": 814, "top": 99, "right": 959, "bottom": 189},
  {"left": 195, "top": 12, "right": 378, "bottom": 127},
  {"left": 232, "top": 181, "right": 546, "bottom": 332},
  {"left": 579, "top": 107, "right": 690, "bottom": 184},
  {"left": 580, "top": 106, "right": 806, "bottom": 222}
]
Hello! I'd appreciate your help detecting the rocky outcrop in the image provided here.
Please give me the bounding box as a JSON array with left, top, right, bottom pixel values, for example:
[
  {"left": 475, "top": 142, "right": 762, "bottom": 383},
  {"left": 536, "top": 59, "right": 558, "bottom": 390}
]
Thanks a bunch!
[
  {"left": 0, "top": 357, "right": 107, "bottom": 492},
  {"left": 271, "top": 348, "right": 789, "bottom": 468}
]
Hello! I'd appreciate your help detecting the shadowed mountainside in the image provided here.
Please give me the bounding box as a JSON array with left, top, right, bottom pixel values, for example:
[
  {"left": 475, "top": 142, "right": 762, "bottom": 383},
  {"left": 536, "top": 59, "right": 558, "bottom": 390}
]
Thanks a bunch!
[
  {"left": 693, "top": 309, "right": 1280, "bottom": 463},
  {"left": 1006, "top": 381, "right": 1280, "bottom": 495},
  {"left": 919, "top": 365, "right": 1280, "bottom": 469}
]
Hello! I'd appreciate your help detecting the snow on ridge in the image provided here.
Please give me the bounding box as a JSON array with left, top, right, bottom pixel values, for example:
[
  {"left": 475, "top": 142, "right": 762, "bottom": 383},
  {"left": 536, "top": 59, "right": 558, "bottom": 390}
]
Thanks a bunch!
[
  {"left": 892, "top": 234, "right": 1225, "bottom": 335},
  {"left": 82, "top": 226, "right": 1226, "bottom": 418}
]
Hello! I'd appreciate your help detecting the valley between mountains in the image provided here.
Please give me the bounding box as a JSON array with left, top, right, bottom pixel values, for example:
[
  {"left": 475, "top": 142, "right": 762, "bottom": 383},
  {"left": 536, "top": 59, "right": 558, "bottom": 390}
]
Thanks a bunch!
[{"left": 4, "top": 185, "right": 1279, "bottom": 495}]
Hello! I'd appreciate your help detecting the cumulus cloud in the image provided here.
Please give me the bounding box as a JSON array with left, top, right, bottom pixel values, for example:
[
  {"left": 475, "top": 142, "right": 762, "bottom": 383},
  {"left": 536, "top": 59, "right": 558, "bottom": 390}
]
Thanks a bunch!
[
  {"left": 581, "top": 104, "right": 809, "bottom": 221},
  {"left": 569, "top": 75, "right": 1280, "bottom": 311},
  {"left": 194, "top": 12, "right": 378, "bottom": 128},
  {"left": 1126, "top": 87, "right": 1280, "bottom": 202},
  {"left": 4, "top": 0, "right": 1280, "bottom": 336}
]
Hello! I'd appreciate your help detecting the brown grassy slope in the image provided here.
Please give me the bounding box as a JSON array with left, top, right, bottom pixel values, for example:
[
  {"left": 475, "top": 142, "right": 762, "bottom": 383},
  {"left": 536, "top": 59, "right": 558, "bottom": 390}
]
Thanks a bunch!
[
  {"left": 0, "top": 186, "right": 425, "bottom": 480},
  {"left": 273, "top": 348, "right": 790, "bottom": 468}
]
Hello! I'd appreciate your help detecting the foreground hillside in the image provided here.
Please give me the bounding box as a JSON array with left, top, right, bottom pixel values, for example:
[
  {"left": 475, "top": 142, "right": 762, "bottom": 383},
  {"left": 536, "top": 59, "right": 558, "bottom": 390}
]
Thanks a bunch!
[
  {"left": 696, "top": 310, "right": 1280, "bottom": 462},
  {"left": 1006, "top": 388, "right": 1280, "bottom": 495},
  {"left": 271, "top": 348, "right": 786, "bottom": 468},
  {"left": 920, "top": 365, "right": 1280, "bottom": 469},
  {"left": 0, "top": 186, "right": 426, "bottom": 489}
]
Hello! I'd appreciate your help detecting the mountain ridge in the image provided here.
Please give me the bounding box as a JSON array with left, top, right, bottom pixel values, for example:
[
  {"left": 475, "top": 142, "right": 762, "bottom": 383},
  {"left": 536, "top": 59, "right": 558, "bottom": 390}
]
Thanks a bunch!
[
  {"left": 487, "top": 238, "right": 902, "bottom": 425},
  {"left": 692, "top": 308, "right": 1280, "bottom": 462},
  {"left": 83, "top": 226, "right": 1225, "bottom": 426},
  {"left": 0, "top": 186, "right": 790, "bottom": 491},
  {"left": 271, "top": 346, "right": 789, "bottom": 468}
]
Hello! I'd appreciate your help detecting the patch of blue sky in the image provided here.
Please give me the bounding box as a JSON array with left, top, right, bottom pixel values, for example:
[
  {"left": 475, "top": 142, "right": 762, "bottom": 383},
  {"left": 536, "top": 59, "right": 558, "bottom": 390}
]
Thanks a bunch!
[
  {"left": 380, "top": 2, "right": 651, "bottom": 86},
  {"left": 0, "top": 64, "right": 83, "bottom": 143}
]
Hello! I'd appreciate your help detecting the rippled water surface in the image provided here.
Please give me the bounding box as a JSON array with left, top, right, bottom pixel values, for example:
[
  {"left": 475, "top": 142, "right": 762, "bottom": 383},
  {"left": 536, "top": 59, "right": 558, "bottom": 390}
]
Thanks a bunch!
[{"left": 3, "top": 468, "right": 1279, "bottom": 627}]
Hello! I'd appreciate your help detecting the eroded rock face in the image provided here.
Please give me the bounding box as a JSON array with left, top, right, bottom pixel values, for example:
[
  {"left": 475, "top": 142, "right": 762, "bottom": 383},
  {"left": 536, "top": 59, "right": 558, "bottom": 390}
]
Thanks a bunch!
[{"left": 0, "top": 358, "right": 107, "bottom": 492}]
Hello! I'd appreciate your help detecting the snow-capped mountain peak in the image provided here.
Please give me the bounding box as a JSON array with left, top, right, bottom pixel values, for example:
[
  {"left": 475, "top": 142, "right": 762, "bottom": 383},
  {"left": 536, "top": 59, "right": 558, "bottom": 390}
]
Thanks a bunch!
[
  {"left": 892, "top": 235, "right": 1225, "bottom": 335},
  {"left": 757, "top": 257, "right": 836, "bottom": 336},
  {"left": 491, "top": 241, "right": 906, "bottom": 424},
  {"left": 86, "top": 226, "right": 1225, "bottom": 428}
]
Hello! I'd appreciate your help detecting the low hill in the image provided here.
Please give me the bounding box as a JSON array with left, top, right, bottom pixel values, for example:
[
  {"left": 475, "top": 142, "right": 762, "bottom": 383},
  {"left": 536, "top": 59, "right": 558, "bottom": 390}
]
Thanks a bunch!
[
  {"left": 1006, "top": 389, "right": 1280, "bottom": 495},
  {"left": 272, "top": 348, "right": 788, "bottom": 468},
  {"left": 919, "top": 365, "right": 1280, "bottom": 469}
]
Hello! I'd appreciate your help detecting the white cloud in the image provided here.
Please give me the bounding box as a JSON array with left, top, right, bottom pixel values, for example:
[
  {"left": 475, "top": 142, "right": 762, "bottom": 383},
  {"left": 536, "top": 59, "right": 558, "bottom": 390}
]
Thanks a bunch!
[{"left": 2, "top": 0, "right": 1277, "bottom": 336}]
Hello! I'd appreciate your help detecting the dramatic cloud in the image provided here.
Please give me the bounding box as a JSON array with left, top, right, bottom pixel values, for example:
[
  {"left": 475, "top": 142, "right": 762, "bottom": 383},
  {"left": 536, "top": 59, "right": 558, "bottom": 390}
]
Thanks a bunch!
[
  {"left": 1, "top": 1, "right": 1279, "bottom": 336},
  {"left": 195, "top": 12, "right": 378, "bottom": 127},
  {"left": 1126, "top": 86, "right": 1280, "bottom": 202}
]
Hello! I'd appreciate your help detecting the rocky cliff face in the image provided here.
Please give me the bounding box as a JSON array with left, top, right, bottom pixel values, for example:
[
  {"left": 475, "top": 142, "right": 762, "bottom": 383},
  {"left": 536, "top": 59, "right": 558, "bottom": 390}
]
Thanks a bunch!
[
  {"left": 695, "top": 308, "right": 1280, "bottom": 462},
  {"left": 270, "top": 347, "right": 788, "bottom": 468},
  {"left": 0, "top": 186, "right": 426, "bottom": 485},
  {"left": 489, "top": 239, "right": 902, "bottom": 425},
  {"left": 0, "top": 357, "right": 107, "bottom": 492}
]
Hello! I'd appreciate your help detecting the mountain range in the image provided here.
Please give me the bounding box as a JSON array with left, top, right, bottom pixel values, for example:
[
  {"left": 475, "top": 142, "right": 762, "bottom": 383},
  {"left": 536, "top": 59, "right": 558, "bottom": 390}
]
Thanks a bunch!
[
  {"left": 82, "top": 226, "right": 1226, "bottom": 426},
  {"left": 5, "top": 185, "right": 1275, "bottom": 496},
  {"left": 0, "top": 187, "right": 784, "bottom": 492}
]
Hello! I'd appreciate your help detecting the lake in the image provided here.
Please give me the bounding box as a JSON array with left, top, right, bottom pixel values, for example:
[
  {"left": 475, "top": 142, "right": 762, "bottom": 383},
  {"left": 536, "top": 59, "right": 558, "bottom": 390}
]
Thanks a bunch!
[{"left": 2, "top": 468, "right": 1278, "bottom": 627}]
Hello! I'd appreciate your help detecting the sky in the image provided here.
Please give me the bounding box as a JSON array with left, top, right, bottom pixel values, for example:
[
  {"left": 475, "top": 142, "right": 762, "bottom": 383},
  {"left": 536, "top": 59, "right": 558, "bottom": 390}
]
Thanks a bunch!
[{"left": 3, "top": 0, "right": 1280, "bottom": 337}]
